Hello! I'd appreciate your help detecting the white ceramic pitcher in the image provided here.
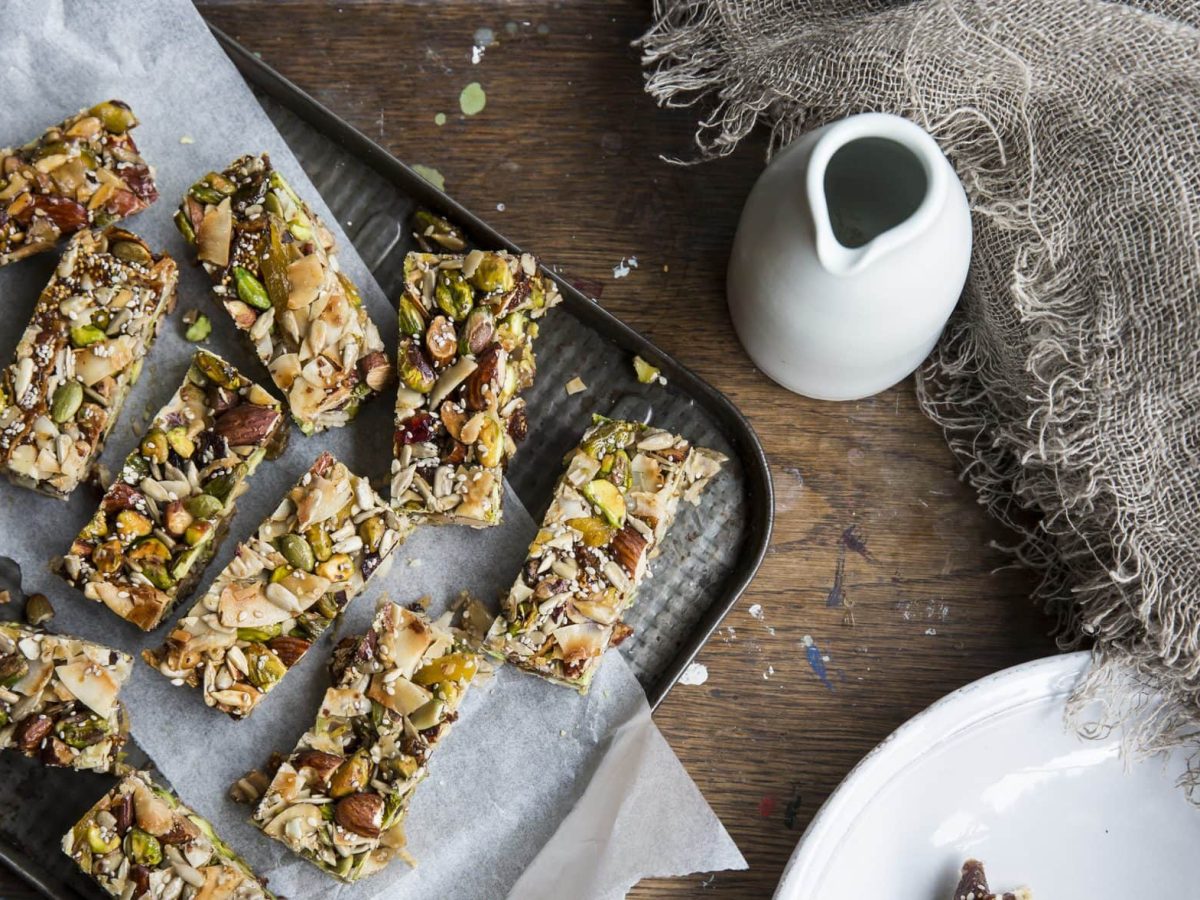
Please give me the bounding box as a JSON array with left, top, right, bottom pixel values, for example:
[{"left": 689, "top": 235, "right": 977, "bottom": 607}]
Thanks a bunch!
[{"left": 726, "top": 113, "right": 971, "bottom": 401}]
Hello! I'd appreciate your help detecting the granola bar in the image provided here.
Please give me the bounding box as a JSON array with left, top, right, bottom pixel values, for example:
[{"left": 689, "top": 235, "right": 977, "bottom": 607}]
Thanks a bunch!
[
  {"left": 0, "top": 622, "right": 131, "bottom": 772},
  {"left": 143, "top": 452, "right": 411, "bottom": 719},
  {"left": 390, "top": 250, "right": 561, "bottom": 526},
  {"left": 0, "top": 101, "right": 157, "bottom": 267},
  {"left": 175, "top": 154, "right": 391, "bottom": 434},
  {"left": 253, "top": 599, "right": 477, "bottom": 882},
  {"left": 484, "top": 417, "right": 725, "bottom": 691},
  {"left": 0, "top": 227, "right": 178, "bottom": 498},
  {"left": 63, "top": 770, "right": 275, "bottom": 900},
  {"left": 55, "top": 351, "right": 287, "bottom": 630}
]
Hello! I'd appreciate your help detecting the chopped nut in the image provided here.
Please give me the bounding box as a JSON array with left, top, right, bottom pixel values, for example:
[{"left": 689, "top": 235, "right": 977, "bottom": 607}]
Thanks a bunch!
[
  {"left": 632, "top": 355, "right": 660, "bottom": 384},
  {"left": 24, "top": 593, "right": 54, "bottom": 626},
  {"left": 565, "top": 376, "right": 587, "bottom": 395}
]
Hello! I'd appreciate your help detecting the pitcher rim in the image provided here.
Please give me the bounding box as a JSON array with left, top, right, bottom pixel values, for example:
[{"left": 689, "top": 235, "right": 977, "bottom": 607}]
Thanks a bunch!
[{"left": 807, "top": 113, "right": 949, "bottom": 277}]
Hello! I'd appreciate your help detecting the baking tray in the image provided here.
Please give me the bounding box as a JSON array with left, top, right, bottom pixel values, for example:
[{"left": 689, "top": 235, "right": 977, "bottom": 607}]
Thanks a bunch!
[{"left": 0, "top": 25, "right": 772, "bottom": 900}]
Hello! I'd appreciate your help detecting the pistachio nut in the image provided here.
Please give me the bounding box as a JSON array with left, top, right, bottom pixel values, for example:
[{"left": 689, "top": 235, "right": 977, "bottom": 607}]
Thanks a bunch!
[
  {"left": 435, "top": 268, "right": 474, "bottom": 320},
  {"left": 123, "top": 828, "right": 162, "bottom": 866},
  {"left": 468, "top": 253, "right": 514, "bottom": 293}
]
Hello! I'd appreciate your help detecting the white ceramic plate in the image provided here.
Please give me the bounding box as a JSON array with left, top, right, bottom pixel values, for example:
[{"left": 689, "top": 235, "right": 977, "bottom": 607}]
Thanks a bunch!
[{"left": 774, "top": 651, "right": 1200, "bottom": 898}]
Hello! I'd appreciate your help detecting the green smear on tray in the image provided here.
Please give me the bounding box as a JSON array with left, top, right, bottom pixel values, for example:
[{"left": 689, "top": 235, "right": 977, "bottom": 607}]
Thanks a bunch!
[
  {"left": 412, "top": 165, "right": 445, "bottom": 192},
  {"left": 460, "top": 82, "right": 487, "bottom": 116},
  {"left": 434, "top": 113, "right": 447, "bottom": 126}
]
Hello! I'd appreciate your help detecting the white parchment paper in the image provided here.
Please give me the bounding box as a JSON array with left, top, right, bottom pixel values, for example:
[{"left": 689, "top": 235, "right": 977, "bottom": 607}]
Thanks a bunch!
[{"left": 0, "top": 1, "right": 746, "bottom": 897}]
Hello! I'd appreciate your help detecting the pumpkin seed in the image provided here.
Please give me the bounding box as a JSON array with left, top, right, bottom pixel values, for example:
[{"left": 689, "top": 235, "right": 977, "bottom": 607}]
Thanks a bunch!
[
  {"left": 50, "top": 381, "right": 83, "bottom": 423},
  {"left": 276, "top": 533, "right": 315, "bottom": 572}
]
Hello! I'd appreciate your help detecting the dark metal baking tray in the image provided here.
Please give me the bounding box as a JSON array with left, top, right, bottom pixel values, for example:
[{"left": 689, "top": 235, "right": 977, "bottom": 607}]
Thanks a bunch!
[{"left": 0, "top": 25, "right": 772, "bottom": 900}]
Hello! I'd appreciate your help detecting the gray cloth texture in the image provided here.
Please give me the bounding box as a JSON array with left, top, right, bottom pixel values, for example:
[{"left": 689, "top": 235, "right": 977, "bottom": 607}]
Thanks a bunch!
[{"left": 639, "top": 0, "right": 1200, "bottom": 782}]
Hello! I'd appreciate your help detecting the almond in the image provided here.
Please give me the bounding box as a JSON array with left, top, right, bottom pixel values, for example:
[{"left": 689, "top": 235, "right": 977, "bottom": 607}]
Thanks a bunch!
[
  {"left": 113, "top": 792, "right": 134, "bottom": 835},
  {"left": 14, "top": 714, "right": 52, "bottom": 751},
  {"left": 159, "top": 816, "right": 199, "bottom": 845},
  {"left": 464, "top": 347, "right": 505, "bottom": 411},
  {"left": 610, "top": 525, "right": 647, "bottom": 576},
  {"left": 267, "top": 635, "right": 311, "bottom": 668},
  {"left": 292, "top": 750, "right": 343, "bottom": 785},
  {"left": 334, "top": 792, "right": 384, "bottom": 838},
  {"left": 39, "top": 735, "right": 74, "bottom": 766},
  {"left": 213, "top": 403, "right": 282, "bottom": 448},
  {"left": 360, "top": 350, "right": 393, "bottom": 393}
]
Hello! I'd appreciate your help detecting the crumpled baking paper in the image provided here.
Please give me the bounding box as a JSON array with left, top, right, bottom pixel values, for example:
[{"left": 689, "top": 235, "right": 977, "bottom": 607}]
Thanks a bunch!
[{"left": 0, "top": 1, "right": 746, "bottom": 897}]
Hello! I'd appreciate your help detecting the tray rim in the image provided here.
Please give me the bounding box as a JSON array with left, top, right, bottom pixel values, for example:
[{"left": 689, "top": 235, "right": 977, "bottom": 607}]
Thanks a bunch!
[
  {"left": 208, "top": 26, "right": 774, "bottom": 708},
  {"left": 0, "top": 24, "right": 774, "bottom": 900}
]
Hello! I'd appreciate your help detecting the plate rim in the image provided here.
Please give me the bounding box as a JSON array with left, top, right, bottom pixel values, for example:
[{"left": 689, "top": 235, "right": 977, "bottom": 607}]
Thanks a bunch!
[{"left": 773, "top": 650, "right": 1091, "bottom": 899}]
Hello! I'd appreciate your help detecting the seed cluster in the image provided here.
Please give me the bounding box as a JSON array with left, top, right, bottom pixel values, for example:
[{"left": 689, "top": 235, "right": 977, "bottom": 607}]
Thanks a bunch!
[
  {"left": 390, "top": 249, "right": 561, "bottom": 526},
  {"left": 56, "top": 350, "right": 286, "bottom": 630},
  {"left": 0, "top": 227, "right": 177, "bottom": 498},
  {"left": 252, "top": 600, "right": 478, "bottom": 882},
  {"left": 143, "top": 453, "right": 412, "bottom": 719},
  {"left": 485, "top": 418, "right": 725, "bottom": 692}
]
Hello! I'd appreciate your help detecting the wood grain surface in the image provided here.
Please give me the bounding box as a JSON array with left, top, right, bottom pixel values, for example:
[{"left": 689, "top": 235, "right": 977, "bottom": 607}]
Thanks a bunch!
[{"left": 0, "top": 2, "right": 1058, "bottom": 898}]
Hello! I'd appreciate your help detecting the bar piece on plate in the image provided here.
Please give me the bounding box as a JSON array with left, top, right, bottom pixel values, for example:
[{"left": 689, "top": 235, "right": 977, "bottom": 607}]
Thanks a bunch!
[
  {"left": 0, "top": 621, "right": 131, "bottom": 772},
  {"left": 0, "top": 227, "right": 178, "bottom": 498},
  {"left": 252, "top": 599, "right": 478, "bottom": 882},
  {"left": 174, "top": 154, "right": 391, "bottom": 434},
  {"left": 953, "top": 859, "right": 1032, "bottom": 900},
  {"left": 63, "top": 770, "right": 275, "bottom": 900},
  {"left": 143, "top": 452, "right": 411, "bottom": 719},
  {"left": 484, "top": 416, "right": 725, "bottom": 692},
  {"left": 390, "top": 249, "right": 561, "bottom": 526},
  {"left": 54, "top": 350, "right": 287, "bottom": 630},
  {"left": 0, "top": 100, "right": 158, "bottom": 267}
]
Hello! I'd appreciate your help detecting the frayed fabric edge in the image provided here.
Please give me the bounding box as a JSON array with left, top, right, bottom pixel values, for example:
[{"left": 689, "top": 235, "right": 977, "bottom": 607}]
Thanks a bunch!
[{"left": 637, "top": 0, "right": 1200, "bottom": 795}]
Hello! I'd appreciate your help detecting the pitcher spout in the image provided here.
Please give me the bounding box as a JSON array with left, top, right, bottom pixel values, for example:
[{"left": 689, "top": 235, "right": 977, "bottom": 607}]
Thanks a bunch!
[{"left": 807, "top": 113, "right": 950, "bottom": 277}]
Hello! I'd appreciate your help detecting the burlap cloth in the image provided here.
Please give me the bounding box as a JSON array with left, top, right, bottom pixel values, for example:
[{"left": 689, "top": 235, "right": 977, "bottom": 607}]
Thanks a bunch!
[{"left": 640, "top": 0, "right": 1200, "bottom": 782}]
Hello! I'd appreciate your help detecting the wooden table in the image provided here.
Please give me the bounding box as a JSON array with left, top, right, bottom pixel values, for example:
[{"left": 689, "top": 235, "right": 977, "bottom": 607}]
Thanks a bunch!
[{"left": 0, "top": 2, "right": 1058, "bottom": 897}]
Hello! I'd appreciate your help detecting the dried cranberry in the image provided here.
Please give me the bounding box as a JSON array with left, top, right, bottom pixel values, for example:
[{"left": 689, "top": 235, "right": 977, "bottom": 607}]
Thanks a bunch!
[
  {"left": 507, "top": 407, "right": 529, "bottom": 443},
  {"left": 395, "top": 412, "right": 435, "bottom": 448},
  {"left": 120, "top": 163, "right": 158, "bottom": 203},
  {"left": 130, "top": 865, "right": 151, "bottom": 896},
  {"left": 195, "top": 429, "right": 230, "bottom": 464}
]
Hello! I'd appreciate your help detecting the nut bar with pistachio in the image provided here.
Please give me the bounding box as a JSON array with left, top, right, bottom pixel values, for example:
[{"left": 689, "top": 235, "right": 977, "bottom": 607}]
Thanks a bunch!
[
  {"left": 390, "top": 249, "right": 561, "bottom": 526},
  {"left": 0, "top": 227, "right": 178, "bottom": 498},
  {"left": 252, "top": 599, "right": 478, "bottom": 882},
  {"left": 55, "top": 350, "right": 288, "bottom": 631},
  {"left": 175, "top": 154, "right": 391, "bottom": 434},
  {"left": 64, "top": 770, "right": 275, "bottom": 900},
  {"left": 0, "top": 100, "right": 158, "bottom": 267},
  {"left": 0, "top": 622, "right": 132, "bottom": 772},
  {"left": 484, "top": 417, "right": 725, "bottom": 692},
  {"left": 143, "top": 452, "right": 411, "bottom": 719}
]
